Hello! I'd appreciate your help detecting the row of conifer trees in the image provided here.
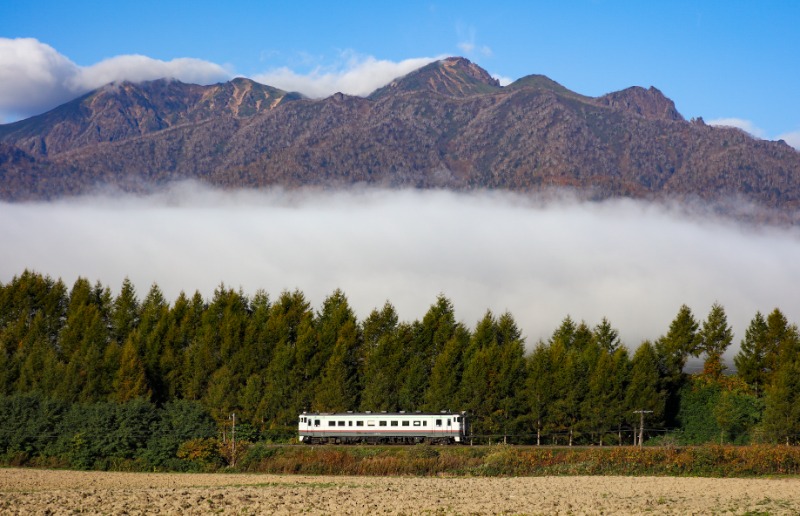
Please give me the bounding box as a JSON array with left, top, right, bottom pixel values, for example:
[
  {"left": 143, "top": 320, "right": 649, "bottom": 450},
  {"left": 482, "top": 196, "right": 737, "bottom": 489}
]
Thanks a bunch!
[{"left": 1, "top": 269, "right": 799, "bottom": 457}]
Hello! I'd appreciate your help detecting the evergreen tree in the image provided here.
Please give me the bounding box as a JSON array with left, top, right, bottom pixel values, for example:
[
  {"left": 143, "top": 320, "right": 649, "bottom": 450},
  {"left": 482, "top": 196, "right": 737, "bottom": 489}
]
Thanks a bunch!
[
  {"left": 549, "top": 316, "right": 576, "bottom": 348},
  {"left": 111, "top": 278, "right": 140, "bottom": 345},
  {"left": 734, "top": 311, "right": 769, "bottom": 394},
  {"left": 493, "top": 312, "right": 527, "bottom": 438},
  {"left": 698, "top": 303, "right": 733, "bottom": 380},
  {"left": 764, "top": 308, "right": 793, "bottom": 378},
  {"left": 583, "top": 349, "right": 614, "bottom": 445},
  {"left": 423, "top": 325, "right": 470, "bottom": 412},
  {"left": 656, "top": 304, "right": 700, "bottom": 425},
  {"left": 360, "top": 302, "right": 401, "bottom": 411},
  {"left": 260, "top": 290, "right": 314, "bottom": 426},
  {"left": 204, "top": 365, "right": 238, "bottom": 422},
  {"left": 362, "top": 302, "right": 399, "bottom": 351},
  {"left": 238, "top": 289, "right": 272, "bottom": 379},
  {"left": 762, "top": 325, "right": 800, "bottom": 444},
  {"left": 360, "top": 306, "right": 408, "bottom": 412},
  {"left": 625, "top": 341, "right": 664, "bottom": 445},
  {"left": 13, "top": 313, "right": 61, "bottom": 396},
  {"left": 593, "top": 317, "right": 621, "bottom": 353},
  {"left": 310, "top": 290, "right": 361, "bottom": 411},
  {"left": 525, "top": 342, "right": 553, "bottom": 445},
  {"left": 609, "top": 347, "right": 632, "bottom": 443},
  {"left": 112, "top": 337, "right": 150, "bottom": 402},
  {"left": 547, "top": 339, "right": 584, "bottom": 445},
  {"left": 459, "top": 312, "right": 525, "bottom": 437}
]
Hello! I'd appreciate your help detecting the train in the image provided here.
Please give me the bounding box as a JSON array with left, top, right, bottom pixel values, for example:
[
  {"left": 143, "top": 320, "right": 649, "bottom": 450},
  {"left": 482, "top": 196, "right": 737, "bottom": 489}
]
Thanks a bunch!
[{"left": 298, "top": 411, "right": 469, "bottom": 444}]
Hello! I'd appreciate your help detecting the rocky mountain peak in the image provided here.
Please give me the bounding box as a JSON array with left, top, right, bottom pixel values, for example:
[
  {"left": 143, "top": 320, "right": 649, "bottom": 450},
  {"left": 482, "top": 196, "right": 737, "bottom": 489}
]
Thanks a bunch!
[
  {"left": 368, "top": 56, "right": 501, "bottom": 100},
  {"left": 597, "top": 86, "right": 683, "bottom": 121}
]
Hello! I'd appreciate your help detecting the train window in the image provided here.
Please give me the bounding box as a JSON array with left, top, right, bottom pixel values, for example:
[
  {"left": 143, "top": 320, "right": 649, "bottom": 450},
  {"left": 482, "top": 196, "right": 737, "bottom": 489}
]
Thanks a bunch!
[
  {"left": 455, "top": 416, "right": 461, "bottom": 423},
  {"left": 413, "top": 421, "right": 421, "bottom": 426},
  {"left": 379, "top": 421, "right": 387, "bottom": 427},
  {"left": 423, "top": 421, "right": 427, "bottom": 426},
  {"left": 367, "top": 420, "right": 376, "bottom": 426},
  {"left": 390, "top": 421, "right": 398, "bottom": 427},
  {"left": 436, "top": 419, "right": 442, "bottom": 426},
  {"left": 348, "top": 421, "right": 353, "bottom": 426},
  {"left": 356, "top": 421, "right": 364, "bottom": 426},
  {"left": 447, "top": 419, "right": 451, "bottom": 426},
  {"left": 315, "top": 420, "right": 320, "bottom": 427},
  {"left": 328, "top": 421, "right": 336, "bottom": 427},
  {"left": 402, "top": 421, "right": 410, "bottom": 427},
  {"left": 338, "top": 421, "right": 346, "bottom": 426}
]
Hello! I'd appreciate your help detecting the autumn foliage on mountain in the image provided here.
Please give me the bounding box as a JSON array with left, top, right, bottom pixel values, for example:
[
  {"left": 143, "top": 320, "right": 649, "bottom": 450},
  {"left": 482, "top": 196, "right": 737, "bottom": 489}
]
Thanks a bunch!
[{"left": 1, "top": 57, "right": 798, "bottom": 222}]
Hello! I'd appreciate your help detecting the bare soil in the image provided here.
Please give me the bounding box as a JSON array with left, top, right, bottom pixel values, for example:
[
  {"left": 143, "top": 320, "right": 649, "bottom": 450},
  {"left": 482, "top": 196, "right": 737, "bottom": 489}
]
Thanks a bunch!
[{"left": 2, "top": 467, "right": 800, "bottom": 515}]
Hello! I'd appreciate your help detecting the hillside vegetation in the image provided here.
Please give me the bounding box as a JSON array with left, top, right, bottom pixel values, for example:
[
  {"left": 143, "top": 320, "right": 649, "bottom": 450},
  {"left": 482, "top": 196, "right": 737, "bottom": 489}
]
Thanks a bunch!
[
  {"left": 2, "top": 270, "right": 800, "bottom": 472},
  {"left": 1, "top": 58, "right": 799, "bottom": 223}
]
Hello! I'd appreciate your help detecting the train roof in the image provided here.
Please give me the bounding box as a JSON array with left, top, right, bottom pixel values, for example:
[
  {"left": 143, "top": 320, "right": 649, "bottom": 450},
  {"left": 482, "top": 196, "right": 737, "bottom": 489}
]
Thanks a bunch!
[{"left": 300, "top": 411, "right": 465, "bottom": 416}]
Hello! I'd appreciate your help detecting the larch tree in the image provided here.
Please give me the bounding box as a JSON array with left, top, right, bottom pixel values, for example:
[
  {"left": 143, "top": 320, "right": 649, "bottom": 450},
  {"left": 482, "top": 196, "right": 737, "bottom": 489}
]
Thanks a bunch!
[
  {"left": 111, "top": 278, "right": 140, "bottom": 346},
  {"left": 423, "top": 325, "right": 470, "bottom": 413},
  {"left": 762, "top": 324, "right": 800, "bottom": 444},
  {"left": 734, "top": 311, "right": 769, "bottom": 395},
  {"left": 625, "top": 341, "right": 663, "bottom": 445},
  {"left": 525, "top": 342, "right": 553, "bottom": 445},
  {"left": 698, "top": 303, "right": 733, "bottom": 380},
  {"left": 112, "top": 337, "right": 150, "bottom": 403},
  {"left": 360, "top": 302, "right": 403, "bottom": 412},
  {"left": 655, "top": 304, "right": 700, "bottom": 426},
  {"left": 593, "top": 317, "right": 621, "bottom": 353}
]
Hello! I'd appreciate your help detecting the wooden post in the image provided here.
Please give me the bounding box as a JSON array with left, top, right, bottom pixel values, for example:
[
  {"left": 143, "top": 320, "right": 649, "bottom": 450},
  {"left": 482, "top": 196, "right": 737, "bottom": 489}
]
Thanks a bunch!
[
  {"left": 632, "top": 410, "right": 652, "bottom": 447},
  {"left": 230, "top": 413, "right": 236, "bottom": 467}
]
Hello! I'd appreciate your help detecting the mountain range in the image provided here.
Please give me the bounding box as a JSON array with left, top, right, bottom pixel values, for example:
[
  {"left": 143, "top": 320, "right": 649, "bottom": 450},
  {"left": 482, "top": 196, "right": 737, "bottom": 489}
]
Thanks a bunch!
[{"left": 1, "top": 57, "right": 799, "bottom": 222}]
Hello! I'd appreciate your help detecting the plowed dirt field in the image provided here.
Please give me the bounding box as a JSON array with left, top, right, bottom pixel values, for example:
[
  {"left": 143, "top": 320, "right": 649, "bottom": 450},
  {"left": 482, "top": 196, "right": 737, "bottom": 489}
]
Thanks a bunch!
[{"left": 2, "top": 468, "right": 800, "bottom": 515}]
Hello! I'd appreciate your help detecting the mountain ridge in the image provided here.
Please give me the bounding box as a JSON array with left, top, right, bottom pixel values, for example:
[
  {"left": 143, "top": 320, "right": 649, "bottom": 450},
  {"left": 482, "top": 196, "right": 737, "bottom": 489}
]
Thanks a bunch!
[{"left": 1, "top": 57, "right": 798, "bottom": 223}]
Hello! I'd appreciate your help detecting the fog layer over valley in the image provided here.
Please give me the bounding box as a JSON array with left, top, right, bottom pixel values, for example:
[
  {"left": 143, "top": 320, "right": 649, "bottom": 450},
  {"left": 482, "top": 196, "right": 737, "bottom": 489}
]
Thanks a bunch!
[{"left": 3, "top": 184, "right": 799, "bottom": 355}]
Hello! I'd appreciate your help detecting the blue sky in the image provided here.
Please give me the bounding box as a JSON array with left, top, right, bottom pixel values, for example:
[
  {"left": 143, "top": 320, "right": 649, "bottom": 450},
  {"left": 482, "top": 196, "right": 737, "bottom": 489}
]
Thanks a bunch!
[
  {"left": 1, "top": 0, "right": 799, "bottom": 146},
  {"left": 3, "top": 1, "right": 800, "bottom": 346}
]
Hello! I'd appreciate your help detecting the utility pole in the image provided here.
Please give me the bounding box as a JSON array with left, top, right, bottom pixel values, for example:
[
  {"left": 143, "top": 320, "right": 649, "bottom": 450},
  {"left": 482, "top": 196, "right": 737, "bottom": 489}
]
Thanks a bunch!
[
  {"left": 632, "top": 410, "right": 653, "bottom": 447},
  {"left": 230, "top": 412, "right": 236, "bottom": 467}
]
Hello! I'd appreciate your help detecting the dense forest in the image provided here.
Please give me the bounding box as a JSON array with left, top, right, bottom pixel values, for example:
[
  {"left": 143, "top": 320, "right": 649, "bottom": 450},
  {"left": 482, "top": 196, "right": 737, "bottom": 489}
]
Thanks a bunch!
[{"left": 1, "top": 270, "right": 800, "bottom": 470}]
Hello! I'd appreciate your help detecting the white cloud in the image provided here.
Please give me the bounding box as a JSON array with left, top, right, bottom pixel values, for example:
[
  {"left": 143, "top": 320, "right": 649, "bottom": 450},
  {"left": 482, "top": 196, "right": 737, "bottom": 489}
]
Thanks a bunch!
[
  {"left": 0, "top": 38, "right": 230, "bottom": 122},
  {"left": 458, "top": 41, "right": 475, "bottom": 54},
  {"left": 776, "top": 130, "right": 800, "bottom": 151},
  {"left": 706, "top": 117, "right": 767, "bottom": 139},
  {"left": 253, "top": 54, "right": 440, "bottom": 98},
  {"left": 456, "top": 25, "right": 493, "bottom": 58},
  {"left": 2, "top": 185, "right": 799, "bottom": 363},
  {"left": 492, "top": 73, "right": 514, "bottom": 87},
  {"left": 74, "top": 55, "right": 230, "bottom": 92}
]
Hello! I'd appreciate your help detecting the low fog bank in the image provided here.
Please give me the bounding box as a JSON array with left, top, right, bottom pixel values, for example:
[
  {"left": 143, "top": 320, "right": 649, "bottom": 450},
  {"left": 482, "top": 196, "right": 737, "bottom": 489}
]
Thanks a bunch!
[{"left": 3, "top": 183, "right": 800, "bottom": 356}]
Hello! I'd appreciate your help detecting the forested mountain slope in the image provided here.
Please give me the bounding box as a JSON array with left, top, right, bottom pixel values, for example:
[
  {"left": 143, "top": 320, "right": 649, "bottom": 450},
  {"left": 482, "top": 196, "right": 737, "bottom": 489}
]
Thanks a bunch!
[{"left": 1, "top": 57, "right": 799, "bottom": 222}]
